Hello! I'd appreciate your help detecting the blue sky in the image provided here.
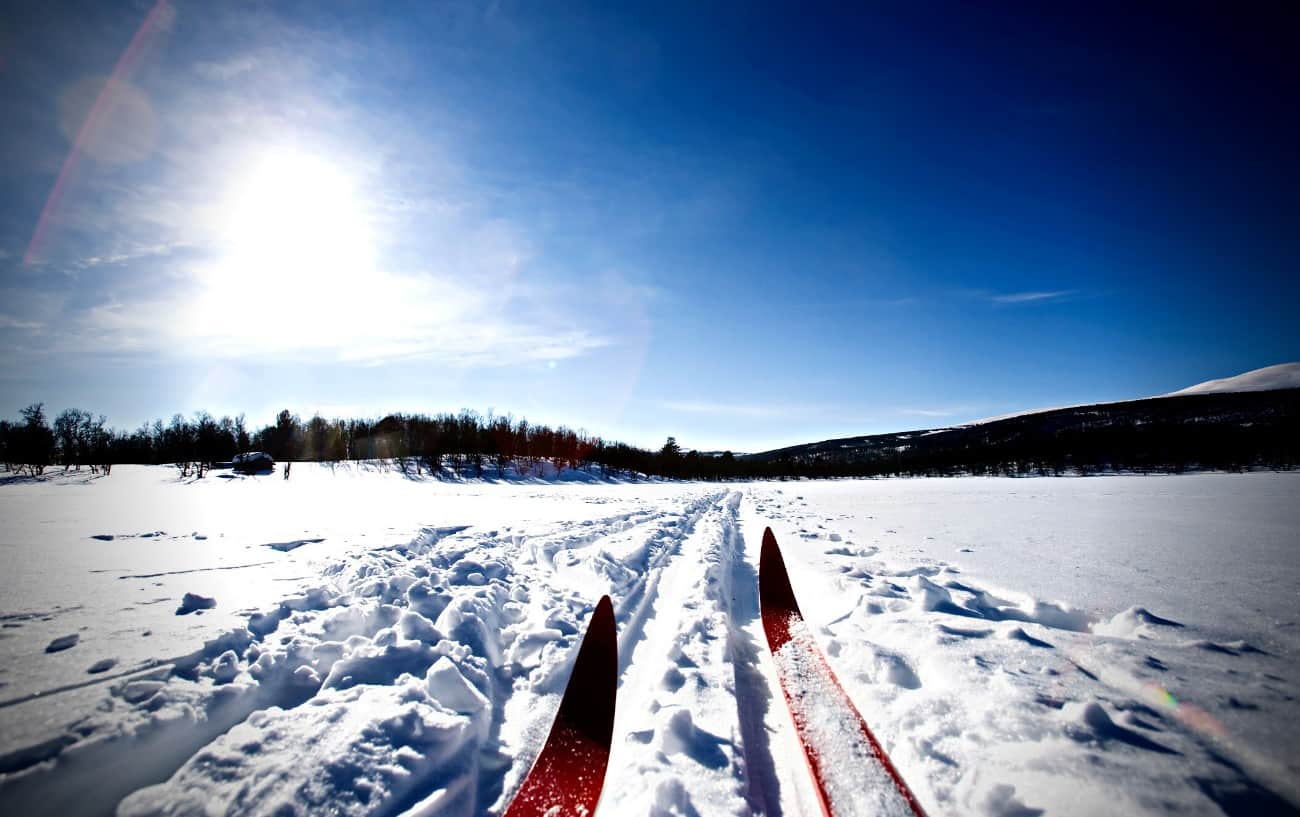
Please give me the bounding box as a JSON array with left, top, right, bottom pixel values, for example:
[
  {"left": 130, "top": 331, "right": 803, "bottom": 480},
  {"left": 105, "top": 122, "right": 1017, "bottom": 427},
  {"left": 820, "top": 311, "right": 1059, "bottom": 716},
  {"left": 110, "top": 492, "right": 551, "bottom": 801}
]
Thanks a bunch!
[{"left": 1, "top": 1, "right": 1296, "bottom": 452}]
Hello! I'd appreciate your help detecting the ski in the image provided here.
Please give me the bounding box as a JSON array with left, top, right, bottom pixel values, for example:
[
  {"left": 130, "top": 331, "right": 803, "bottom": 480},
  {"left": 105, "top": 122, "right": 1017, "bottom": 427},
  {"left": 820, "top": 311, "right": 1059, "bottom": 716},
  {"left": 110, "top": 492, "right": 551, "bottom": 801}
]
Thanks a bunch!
[
  {"left": 503, "top": 594, "right": 618, "bottom": 817},
  {"left": 759, "top": 527, "right": 927, "bottom": 817}
]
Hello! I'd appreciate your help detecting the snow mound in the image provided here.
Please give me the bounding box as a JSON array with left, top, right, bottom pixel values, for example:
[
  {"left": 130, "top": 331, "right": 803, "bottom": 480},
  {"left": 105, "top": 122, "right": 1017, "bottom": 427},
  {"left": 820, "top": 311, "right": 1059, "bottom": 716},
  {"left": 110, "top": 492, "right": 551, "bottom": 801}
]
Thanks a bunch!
[{"left": 1094, "top": 606, "right": 1184, "bottom": 640}]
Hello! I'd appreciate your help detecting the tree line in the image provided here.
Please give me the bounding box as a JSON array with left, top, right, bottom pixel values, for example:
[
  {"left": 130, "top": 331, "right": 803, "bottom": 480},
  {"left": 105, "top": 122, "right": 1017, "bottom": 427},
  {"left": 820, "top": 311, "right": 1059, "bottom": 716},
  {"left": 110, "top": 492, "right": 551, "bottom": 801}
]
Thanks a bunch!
[
  {"left": 0, "top": 403, "right": 756, "bottom": 480},
  {"left": 3, "top": 389, "right": 1295, "bottom": 481}
]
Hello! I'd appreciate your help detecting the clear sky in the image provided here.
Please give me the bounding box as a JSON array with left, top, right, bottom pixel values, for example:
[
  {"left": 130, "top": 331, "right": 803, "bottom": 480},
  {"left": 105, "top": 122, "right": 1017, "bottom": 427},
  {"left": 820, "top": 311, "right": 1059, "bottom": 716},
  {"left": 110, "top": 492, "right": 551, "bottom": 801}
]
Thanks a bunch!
[{"left": 1, "top": 1, "right": 1296, "bottom": 452}]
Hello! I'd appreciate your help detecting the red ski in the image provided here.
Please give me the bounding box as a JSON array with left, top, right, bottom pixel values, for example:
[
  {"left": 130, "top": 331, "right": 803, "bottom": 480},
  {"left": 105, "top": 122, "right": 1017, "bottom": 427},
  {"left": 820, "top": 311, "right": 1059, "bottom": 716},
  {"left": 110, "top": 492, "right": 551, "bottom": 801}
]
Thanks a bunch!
[
  {"left": 503, "top": 595, "right": 617, "bottom": 817},
  {"left": 759, "top": 527, "right": 927, "bottom": 817}
]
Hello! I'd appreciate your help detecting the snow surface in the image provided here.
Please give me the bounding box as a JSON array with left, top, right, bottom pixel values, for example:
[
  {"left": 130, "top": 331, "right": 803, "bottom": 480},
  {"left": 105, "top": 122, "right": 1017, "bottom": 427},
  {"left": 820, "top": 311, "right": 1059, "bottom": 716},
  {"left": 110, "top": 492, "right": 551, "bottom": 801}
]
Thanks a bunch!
[
  {"left": 1, "top": 464, "right": 1297, "bottom": 817},
  {"left": 1166, "top": 362, "right": 1300, "bottom": 396}
]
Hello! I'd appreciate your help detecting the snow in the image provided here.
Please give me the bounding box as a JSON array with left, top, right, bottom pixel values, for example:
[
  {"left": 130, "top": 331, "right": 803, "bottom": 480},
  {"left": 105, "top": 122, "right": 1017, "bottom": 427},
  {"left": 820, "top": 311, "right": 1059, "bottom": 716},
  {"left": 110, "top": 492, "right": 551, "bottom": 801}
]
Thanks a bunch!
[
  {"left": 1, "top": 465, "right": 1297, "bottom": 817},
  {"left": 1166, "top": 362, "right": 1300, "bottom": 395}
]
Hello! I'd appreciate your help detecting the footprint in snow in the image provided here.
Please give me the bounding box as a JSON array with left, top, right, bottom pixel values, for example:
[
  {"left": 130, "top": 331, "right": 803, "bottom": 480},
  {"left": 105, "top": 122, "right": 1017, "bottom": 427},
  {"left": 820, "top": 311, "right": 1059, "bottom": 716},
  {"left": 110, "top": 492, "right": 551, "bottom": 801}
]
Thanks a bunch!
[
  {"left": 662, "top": 667, "right": 687, "bottom": 693},
  {"left": 1006, "top": 627, "right": 1054, "bottom": 649},
  {"left": 88, "top": 658, "right": 118, "bottom": 674},
  {"left": 871, "top": 649, "right": 921, "bottom": 689},
  {"left": 1066, "top": 701, "right": 1180, "bottom": 755},
  {"left": 937, "top": 623, "right": 994, "bottom": 640},
  {"left": 45, "top": 634, "right": 79, "bottom": 653}
]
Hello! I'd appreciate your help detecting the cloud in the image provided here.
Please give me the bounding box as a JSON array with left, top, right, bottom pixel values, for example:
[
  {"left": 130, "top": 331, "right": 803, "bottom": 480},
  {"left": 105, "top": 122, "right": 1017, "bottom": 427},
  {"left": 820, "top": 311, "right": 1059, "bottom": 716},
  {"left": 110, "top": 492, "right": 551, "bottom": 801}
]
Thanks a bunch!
[
  {"left": 0, "top": 314, "right": 43, "bottom": 331},
  {"left": 193, "top": 55, "right": 260, "bottom": 81},
  {"left": 898, "top": 407, "right": 958, "bottom": 418},
  {"left": 76, "top": 241, "right": 182, "bottom": 269},
  {"left": 988, "top": 290, "right": 1077, "bottom": 305},
  {"left": 11, "top": 11, "right": 647, "bottom": 371},
  {"left": 659, "top": 400, "right": 827, "bottom": 419},
  {"left": 71, "top": 256, "right": 614, "bottom": 367}
]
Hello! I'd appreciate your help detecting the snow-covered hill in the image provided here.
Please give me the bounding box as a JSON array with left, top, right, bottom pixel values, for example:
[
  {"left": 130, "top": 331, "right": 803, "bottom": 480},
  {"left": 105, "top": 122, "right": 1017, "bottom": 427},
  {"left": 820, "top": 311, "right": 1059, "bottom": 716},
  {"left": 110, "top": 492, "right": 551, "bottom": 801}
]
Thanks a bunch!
[
  {"left": 1, "top": 466, "right": 1298, "bottom": 816},
  {"left": 963, "top": 362, "right": 1300, "bottom": 428},
  {"left": 1166, "top": 362, "right": 1300, "bottom": 396},
  {"left": 749, "top": 363, "right": 1299, "bottom": 470}
]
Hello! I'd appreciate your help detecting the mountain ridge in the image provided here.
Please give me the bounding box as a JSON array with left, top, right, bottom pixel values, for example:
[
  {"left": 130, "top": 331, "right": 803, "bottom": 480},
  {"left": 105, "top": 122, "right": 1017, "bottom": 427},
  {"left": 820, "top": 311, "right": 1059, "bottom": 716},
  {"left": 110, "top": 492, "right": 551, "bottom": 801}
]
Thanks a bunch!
[{"left": 745, "top": 365, "right": 1299, "bottom": 473}]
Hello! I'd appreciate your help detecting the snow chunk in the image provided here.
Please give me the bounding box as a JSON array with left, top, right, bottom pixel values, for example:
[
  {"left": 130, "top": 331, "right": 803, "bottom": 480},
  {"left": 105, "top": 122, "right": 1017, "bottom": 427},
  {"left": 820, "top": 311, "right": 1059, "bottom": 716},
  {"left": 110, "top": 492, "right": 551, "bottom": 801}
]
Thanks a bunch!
[
  {"left": 396, "top": 610, "right": 442, "bottom": 644},
  {"left": 320, "top": 632, "right": 438, "bottom": 690},
  {"left": 406, "top": 578, "right": 452, "bottom": 620},
  {"left": 175, "top": 593, "right": 216, "bottom": 616},
  {"left": 425, "top": 656, "right": 488, "bottom": 715},
  {"left": 210, "top": 650, "right": 241, "bottom": 684}
]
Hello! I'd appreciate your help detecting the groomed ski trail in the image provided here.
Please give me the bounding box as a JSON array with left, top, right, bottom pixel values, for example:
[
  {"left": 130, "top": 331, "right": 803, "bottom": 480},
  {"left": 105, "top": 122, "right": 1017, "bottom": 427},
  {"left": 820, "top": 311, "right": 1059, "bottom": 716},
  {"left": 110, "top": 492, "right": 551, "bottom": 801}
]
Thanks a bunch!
[{"left": 601, "top": 490, "right": 764, "bottom": 816}]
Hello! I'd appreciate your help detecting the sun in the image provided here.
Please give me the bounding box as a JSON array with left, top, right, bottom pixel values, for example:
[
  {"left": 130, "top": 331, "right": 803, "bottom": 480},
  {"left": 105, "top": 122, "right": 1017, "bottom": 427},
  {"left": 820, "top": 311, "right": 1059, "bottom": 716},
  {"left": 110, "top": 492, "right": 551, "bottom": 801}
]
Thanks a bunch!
[
  {"left": 221, "top": 149, "right": 372, "bottom": 287},
  {"left": 194, "top": 148, "right": 378, "bottom": 347}
]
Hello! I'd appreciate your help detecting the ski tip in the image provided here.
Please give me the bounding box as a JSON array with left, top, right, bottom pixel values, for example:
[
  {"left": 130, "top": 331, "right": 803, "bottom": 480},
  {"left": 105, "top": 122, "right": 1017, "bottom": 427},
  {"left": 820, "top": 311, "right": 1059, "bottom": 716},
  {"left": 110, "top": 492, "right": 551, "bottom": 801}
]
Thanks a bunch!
[
  {"left": 590, "top": 595, "right": 615, "bottom": 651},
  {"left": 759, "top": 527, "right": 784, "bottom": 580},
  {"left": 504, "top": 595, "right": 619, "bottom": 817},
  {"left": 553, "top": 594, "right": 618, "bottom": 750},
  {"left": 758, "top": 527, "right": 800, "bottom": 619},
  {"left": 594, "top": 594, "right": 614, "bottom": 624}
]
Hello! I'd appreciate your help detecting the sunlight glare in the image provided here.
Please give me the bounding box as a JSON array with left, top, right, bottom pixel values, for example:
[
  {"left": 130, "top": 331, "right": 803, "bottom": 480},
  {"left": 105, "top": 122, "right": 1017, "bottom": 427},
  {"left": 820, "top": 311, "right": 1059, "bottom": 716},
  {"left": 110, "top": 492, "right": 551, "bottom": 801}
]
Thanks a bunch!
[{"left": 198, "top": 148, "right": 377, "bottom": 346}]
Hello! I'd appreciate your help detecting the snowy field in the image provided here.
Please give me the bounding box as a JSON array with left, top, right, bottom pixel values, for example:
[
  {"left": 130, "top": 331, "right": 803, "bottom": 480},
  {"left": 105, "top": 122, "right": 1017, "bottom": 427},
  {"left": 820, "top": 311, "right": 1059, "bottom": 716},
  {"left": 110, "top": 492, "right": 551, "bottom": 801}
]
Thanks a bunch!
[{"left": 1, "top": 465, "right": 1297, "bottom": 817}]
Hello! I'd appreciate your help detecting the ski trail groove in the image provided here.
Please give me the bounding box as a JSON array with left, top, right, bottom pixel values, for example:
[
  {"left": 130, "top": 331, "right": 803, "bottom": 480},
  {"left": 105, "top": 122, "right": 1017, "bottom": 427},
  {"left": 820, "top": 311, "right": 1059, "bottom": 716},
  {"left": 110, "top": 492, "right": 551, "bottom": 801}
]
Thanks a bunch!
[
  {"left": 600, "top": 491, "right": 754, "bottom": 817},
  {"left": 721, "top": 494, "right": 783, "bottom": 816}
]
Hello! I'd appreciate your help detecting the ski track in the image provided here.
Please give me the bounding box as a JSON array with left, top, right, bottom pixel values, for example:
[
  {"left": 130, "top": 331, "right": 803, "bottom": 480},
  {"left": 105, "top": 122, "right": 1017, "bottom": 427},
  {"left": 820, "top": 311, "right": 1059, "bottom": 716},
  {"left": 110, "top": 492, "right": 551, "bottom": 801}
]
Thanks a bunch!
[
  {"left": 600, "top": 490, "right": 754, "bottom": 817},
  {"left": 2, "top": 477, "right": 1297, "bottom": 817}
]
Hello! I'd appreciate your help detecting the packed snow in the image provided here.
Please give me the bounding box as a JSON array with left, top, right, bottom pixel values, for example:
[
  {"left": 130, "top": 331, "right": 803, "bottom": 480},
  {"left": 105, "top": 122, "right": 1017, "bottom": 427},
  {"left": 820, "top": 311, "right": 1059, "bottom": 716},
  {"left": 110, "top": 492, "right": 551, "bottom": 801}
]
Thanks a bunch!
[{"left": 1, "top": 464, "right": 1297, "bottom": 817}]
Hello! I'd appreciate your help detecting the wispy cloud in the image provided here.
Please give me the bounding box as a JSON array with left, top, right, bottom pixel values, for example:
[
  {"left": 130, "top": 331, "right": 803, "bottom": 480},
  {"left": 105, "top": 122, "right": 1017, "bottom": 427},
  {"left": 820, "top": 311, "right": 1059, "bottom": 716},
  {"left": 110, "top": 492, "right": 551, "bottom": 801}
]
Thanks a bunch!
[
  {"left": 987, "top": 289, "right": 1077, "bottom": 305},
  {"left": 193, "top": 55, "right": 260, "bottom": 81},
  {"left": 76, "top": 241, "right": 182, "bottom": 269},
  {"left": 659, "top": 400, "right": 820, "bottom": 419},
  {"left": 898, "top": 407, "right": 959, "bottom": 418},
  {"left": 0, "top": 314, "right": 43, "bottom": 331}
]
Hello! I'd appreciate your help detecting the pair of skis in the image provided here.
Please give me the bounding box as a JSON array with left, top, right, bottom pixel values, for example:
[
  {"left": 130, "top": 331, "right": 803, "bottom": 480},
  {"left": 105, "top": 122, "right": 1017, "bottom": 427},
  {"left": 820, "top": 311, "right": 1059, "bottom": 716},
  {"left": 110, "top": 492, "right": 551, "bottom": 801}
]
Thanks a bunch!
[{"left": 503, "top": 528, "right": 926, "bottom": 817}]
